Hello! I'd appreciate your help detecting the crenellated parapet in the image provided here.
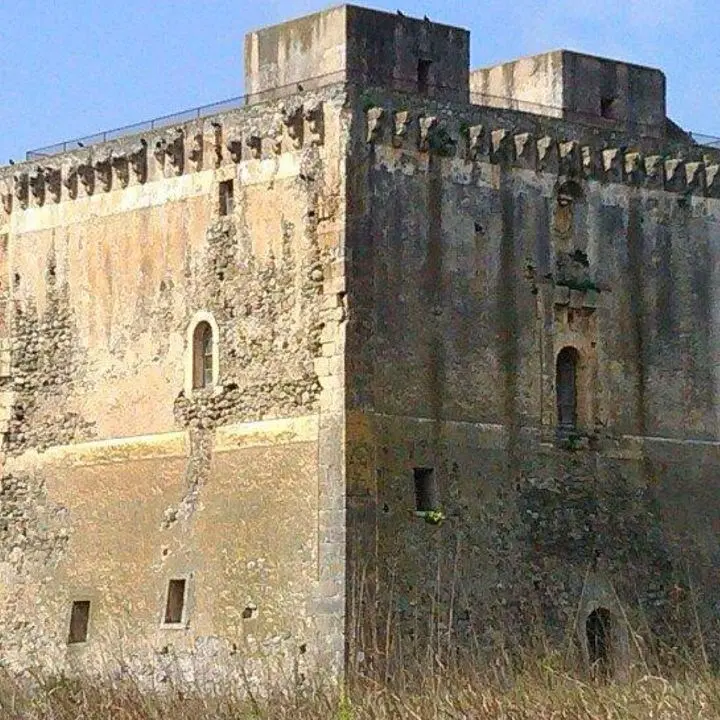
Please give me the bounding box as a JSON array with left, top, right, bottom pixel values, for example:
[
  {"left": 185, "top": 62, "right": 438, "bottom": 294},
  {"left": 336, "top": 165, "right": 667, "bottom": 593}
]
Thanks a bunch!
[
  {"left": 0, "top": 94, "right": 333, "bottom": 217},
  {"left": 363, "top": 105, "right": 720, "bottom": 199}
]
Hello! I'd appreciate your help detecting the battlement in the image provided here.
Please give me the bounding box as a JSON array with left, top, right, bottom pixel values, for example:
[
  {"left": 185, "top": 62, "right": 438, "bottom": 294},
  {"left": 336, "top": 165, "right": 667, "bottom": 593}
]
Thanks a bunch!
[
  {"left": 244, "top": 5, "right": 470, "bottom": 104},
  {"left": 471, "top": 50, "right": 666, "bottom": 135}
]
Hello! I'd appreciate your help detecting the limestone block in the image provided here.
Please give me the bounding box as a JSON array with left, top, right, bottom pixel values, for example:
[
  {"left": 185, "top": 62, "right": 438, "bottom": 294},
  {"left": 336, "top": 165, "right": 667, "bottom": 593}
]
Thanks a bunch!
[
  {"left": 365, "top": 107, "right": 385, "bottom": 144},
  {"left": 304, "top": 101, "right": 324, "bottom": 146},
  {"left": 29, "top": 168, "right": 45, "bottom": 206},
  {"left": 63, "top": 164, "right": 79, "bottom": 199},
  {"left": 94, "top": 153, "right": 113, "bottom": 192},
  {"left": 624, "top": 152, "right": 645, "bottom": 185},
  {"left": 558, "top": 141, "right": 579, "bottom": 177},
  {"left": 129, "top": 140, "right": 148, "bottom": 183},
  {"left": 392, "top": 110, "right": 412, "bottom": 148},
  {"left": 581, "top": 145, "right": 598, "bottom": 179},
  {"left": 644, "top": 155, "right": 665, "bottom": 189},
  {"left": 188, "top": 133, "right": 203, "bottom": 170},
  {"left": 467, "top": 124, "right": 487, "bottom": 161},
  {"left": 536, "top": 136, "right": 558, "bottom": 173},
  {"left": 706, "top": 165, "right": 720, "bottom": 198},
  {"left": 44, "top": 167, "right": 62, "bottom": 202},
  {"left": 490, "top": 129, "right": 513, "bottom": 164},
  {"left": 554, "top": 285, "right": 570, "bottom": 306},
  {"left": 513, "top": 133, "right": 536, "bottom": 170},
  {"left": 13, "top": 172, "right": 28, "bottom": 209},
  {"left": 602, "top": 148, "right": 623, "bottom": 183},
  {"left": 664, "top": 159, "right": 686, "bottom": 193},
  {"left": 281, "top": 104, "right": 304, "bottom": 149},
  {"left": 685, "top": 162, "right": 706, "bottom": 196}
]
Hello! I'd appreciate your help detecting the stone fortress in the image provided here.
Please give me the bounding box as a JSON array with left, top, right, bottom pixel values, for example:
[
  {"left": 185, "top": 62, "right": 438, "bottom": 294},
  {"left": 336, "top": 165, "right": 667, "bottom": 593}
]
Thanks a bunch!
[{"left": 0, "top": 3, "right": 719, "bottom": 686}]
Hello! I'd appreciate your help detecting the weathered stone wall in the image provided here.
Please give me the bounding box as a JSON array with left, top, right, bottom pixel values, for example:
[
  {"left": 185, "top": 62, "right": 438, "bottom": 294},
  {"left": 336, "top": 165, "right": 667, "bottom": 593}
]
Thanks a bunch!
[
  {"left": 0, "top": 85, "right": 349, "bottom": 684},
  {"left": 345, "top": 87, "right": 720, "bottom": 670}
]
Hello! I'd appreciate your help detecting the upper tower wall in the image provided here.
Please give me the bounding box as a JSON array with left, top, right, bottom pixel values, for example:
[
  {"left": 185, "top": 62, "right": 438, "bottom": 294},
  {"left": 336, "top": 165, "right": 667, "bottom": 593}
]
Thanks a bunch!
[
  {"left": 470, "top": 50, "right": 666, "bottom": 135},
  {"left": 244, "top": 5, "right": 470, "bottom": 103}
]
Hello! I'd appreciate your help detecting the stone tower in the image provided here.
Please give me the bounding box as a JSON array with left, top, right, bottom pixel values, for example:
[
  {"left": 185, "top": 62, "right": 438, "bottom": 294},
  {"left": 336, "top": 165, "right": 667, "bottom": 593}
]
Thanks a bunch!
[{"left": 0, "top": 4, "right": 719, "bottom": 686}]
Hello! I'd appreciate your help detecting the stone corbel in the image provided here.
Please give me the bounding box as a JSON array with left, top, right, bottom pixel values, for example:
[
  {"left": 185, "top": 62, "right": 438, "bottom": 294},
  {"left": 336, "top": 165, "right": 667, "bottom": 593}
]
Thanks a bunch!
[
  {"left": 601, "top": 148, "right": 623, "bottom": 183},
  {"left": 129, "top": 140, "right": 148, "bottom": 183},
  {"left": 558, "top": 141, "right": 580, "bottom": 177},
  {"left": 664, "top": 158, "right": 686, "bottom": 193},
  {"left": 581, "top": 146, "right": 598, "bottom": 178},
  {"left": 112, "top": 152, "right": 130, "bottom": 188},
  {"left": 304, "top": 101, "right": 324, "bottom": 146},
  {"left": 95, "top": 153, "right": 113, "bottom": 192},
  {"left": 513, "top": 132, "right": 536, "bottom": 169},
  {"left": 245, "top": 135, "right": 262, "bottom": 159},
  {"left": 685, "top": 162, "right": 706, "bottom": 196},
  {"left": 366, "top": 107, "right": 385, "bottom": 144},
  {"left": 44, "top": 167, "right": 62, "bottom": 203},
  {"left": 13, "top": 173, "right": 29, "bottom": 209},
  {"left": 392, "top": 110, "right": 411, "bottom": 148},
  {"left": 153, "top": 138, "right": 166, "bottom": 168},
  {"left": 466, "top": 125, "right": 486, "bottom": 161},
  {"left": 281, "top": 105, "right": 304, "bottom": 149},
  {"left": 490, "top": 129, "right": 514, "bottom": 164},
  {"left": 63, "top": 165, "right": 79, "bottom": 199},
  {"left": 706, "top": 164, "right": 720, "bottom": 198},
  {"left": 211, "top": 122, "right": 223, "bottom": 168},
  {"left": 29, "top": 168, "right": 46, "bottom": 206},
  {"left": 536, "top": 136, "right": 557, "bottom": 173},
  {"left": 270, "top": 125, "right": 283, "bottom": 155},
  {"left": 189, "top": 133, "right": 203, "bottom": 170},
  {"left": 624, "top": 152, "right": 645, "bottom": 185},
  {"left": 77, "top": 163, "right": 95, "bottom": 195},
  {"left": 226, "top": 136, "right": 243, "bottom": 163},
  {"left": 1, "top": 181, "right": 12, "bottom": 215},
  {"left": 644, "top": 156, "right": 665, "bottom": 189},
  {"left": 165, "top": 128, "right": 184, "bottom": 175},
  {"left": 418, "top": 116, "right": 438, "bottom": 152}
]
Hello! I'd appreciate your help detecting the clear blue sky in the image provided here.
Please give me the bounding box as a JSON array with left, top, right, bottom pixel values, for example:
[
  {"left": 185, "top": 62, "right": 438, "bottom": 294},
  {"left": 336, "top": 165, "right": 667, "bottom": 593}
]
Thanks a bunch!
[{"left": 0, "top": 0, "right": 716, "bottom": 164}]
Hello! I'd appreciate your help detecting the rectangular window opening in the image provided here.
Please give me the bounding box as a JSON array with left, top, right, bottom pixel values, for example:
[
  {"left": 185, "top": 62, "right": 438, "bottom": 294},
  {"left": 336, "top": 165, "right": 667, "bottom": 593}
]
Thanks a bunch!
[
  {"left": 68, "top": 600, "right": 90, "bottom": 644},
  {"left": 600, "top": 95, "right": 617, "bottom": 119},
  {"left": 164, "top": 579, "right": 187, "bottom": 624},
  {"left": 413, "top": 467, "right": 437, "bottom": 511},
  {"left": 418, "top": 59, "right": 432, "bottom": 95},
  {"left": 219, "top": 180, "right": 234, "bottom": 216}
]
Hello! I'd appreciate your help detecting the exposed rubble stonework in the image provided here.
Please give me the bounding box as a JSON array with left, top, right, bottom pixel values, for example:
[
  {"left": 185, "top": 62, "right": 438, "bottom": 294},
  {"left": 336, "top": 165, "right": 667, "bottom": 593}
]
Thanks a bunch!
[{"left": 0, "top": 3, "right": 719, "bottom": 688}]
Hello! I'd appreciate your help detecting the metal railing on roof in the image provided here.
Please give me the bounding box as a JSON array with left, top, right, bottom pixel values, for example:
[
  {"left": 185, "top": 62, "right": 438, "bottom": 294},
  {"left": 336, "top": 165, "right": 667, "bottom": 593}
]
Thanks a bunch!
[
  {"left": 22, "top": 74, "right": 720, "bottom": 162},
  {"left": 24, "top": 70, "right": 349, "bottom": 161},
  {"left": 26, "top": 96, "right": 247, "bottom": 160},
  {"left": 688, "top": 133, "right": 720, "bottom": 150}
]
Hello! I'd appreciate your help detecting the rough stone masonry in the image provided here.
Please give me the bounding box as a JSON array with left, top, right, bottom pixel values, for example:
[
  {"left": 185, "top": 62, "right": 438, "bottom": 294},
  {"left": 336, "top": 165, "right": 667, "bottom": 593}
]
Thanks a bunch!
[{"left": 0, "top": 3, "right": 719, "bottom": 687}]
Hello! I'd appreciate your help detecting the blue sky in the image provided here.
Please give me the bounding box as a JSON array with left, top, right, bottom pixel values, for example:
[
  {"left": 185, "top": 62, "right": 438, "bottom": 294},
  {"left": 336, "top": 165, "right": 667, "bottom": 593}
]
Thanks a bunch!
[{"left": 0, "top": 0, "right": 716, "bottom": 164}]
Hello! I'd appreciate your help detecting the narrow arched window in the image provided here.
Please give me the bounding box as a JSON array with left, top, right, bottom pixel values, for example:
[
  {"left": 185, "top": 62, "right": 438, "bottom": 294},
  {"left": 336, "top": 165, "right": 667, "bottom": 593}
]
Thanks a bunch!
[
  {"left": 192, "top": 321, "right": 214, "bottom": 389},
  {"left": 556, "top": 347, "right": 579, "bottom": 429}
]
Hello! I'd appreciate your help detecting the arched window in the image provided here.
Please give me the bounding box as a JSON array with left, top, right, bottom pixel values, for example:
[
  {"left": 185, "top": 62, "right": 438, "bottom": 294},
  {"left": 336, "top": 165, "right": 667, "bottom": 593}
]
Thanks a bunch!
[
  {"left": 192, "top": 321, "right": 214, "bottom": 389},
  {"left": 556, "top": 346, "right": 579, "bottom": 429},
  {"left": 586, "top": 607, "right": 612, "bottom": 671}
]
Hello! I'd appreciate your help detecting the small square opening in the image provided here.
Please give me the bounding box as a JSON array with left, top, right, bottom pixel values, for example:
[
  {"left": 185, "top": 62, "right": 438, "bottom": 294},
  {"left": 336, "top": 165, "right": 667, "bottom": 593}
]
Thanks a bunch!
[
  {"left": 413, "top": 467, "right": 437, "bottom": 511},
  {"left": 68, "top": 600, "right": 90, "bottom": 644},
  {"left": 600, "top": 95, "right": 617, "bottom": 119},
  {"left": 418, "top": 59, "right": 432, "bottom": 95},
  {"left": 164, "top": 579, "right": 187, "bottom": 624},
  {"left": 219, "top": 180, "right": 234, "bottom": 216}
]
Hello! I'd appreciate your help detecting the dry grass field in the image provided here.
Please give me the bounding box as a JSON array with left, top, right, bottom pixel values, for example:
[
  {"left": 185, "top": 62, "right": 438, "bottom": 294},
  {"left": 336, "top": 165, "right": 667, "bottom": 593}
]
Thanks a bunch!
[{"left": 1, "top": 649, "right": 719, "bottom": 719}]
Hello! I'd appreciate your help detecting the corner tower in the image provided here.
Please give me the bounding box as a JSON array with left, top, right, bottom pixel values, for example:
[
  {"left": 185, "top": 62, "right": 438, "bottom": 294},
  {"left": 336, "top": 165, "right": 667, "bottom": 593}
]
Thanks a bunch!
[{"left": 244, "top": 5, "right": 470, "bottom": 104}]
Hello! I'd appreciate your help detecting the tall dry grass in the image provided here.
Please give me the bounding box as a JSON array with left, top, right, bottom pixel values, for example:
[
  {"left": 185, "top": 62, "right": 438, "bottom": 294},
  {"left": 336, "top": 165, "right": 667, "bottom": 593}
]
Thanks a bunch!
[{"left": 1, "top": 650, "right": 720, "bottom": 719}]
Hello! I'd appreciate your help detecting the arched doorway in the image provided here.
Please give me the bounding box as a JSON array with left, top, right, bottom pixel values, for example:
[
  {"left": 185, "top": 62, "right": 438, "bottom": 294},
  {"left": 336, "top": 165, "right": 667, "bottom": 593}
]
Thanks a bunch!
[{"left": 586, "top": 607, "right": 612, "bottom": 672}]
